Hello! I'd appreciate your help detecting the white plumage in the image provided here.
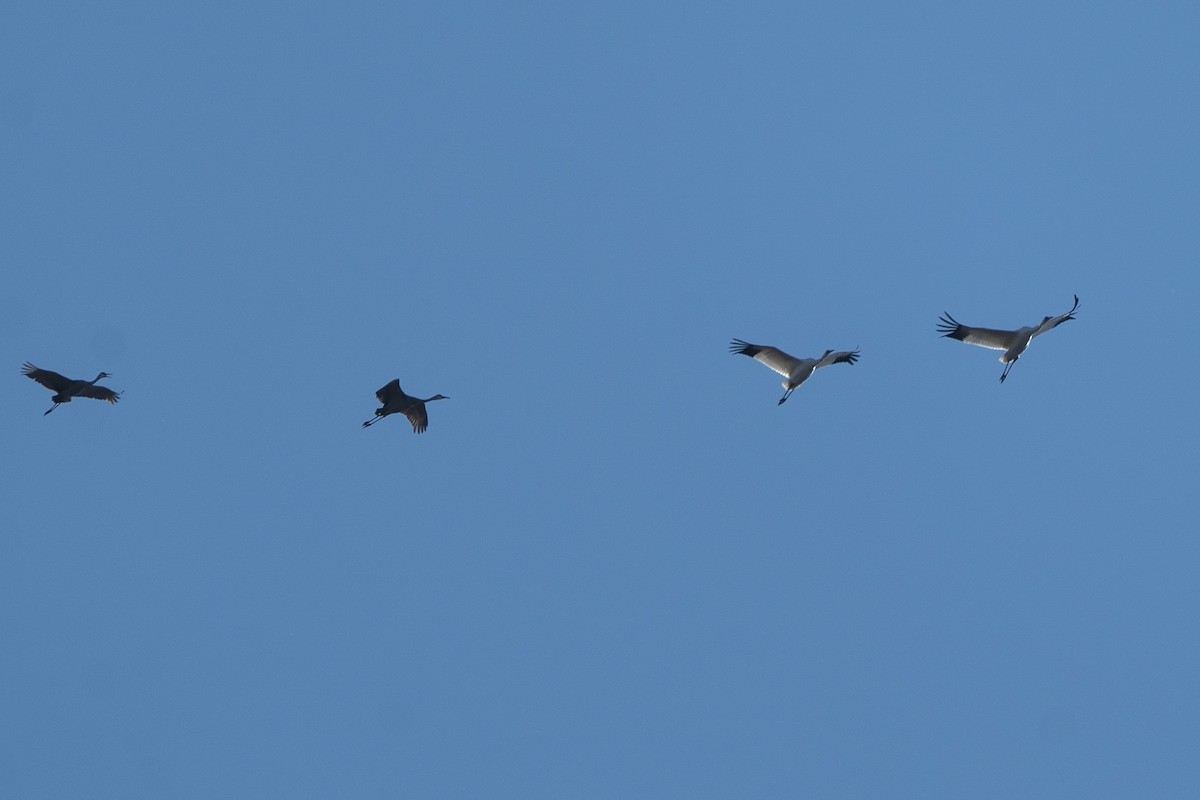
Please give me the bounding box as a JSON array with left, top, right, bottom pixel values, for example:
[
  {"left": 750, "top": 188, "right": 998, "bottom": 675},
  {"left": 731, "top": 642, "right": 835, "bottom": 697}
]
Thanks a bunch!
[
  {"left": 937, "top": 295, "right": 1079, "bottom": 383},
  {"left": 730, "top": 339, "right": 860, "bottom": 405}
]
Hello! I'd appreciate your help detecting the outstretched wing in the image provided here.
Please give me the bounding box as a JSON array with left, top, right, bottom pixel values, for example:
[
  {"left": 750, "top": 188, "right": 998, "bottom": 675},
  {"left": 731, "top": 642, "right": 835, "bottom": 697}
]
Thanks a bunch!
[
  {"left": 1032, "top": 294, "right": 1080, "bottom": 339},
  {"left": 21, "top": 362, "right": 72, "bottom": 393},
  {"left": 729, "top": 339, "right": 803, "bottom": 378},
  {"left": 936, "top": 314, "right": 1015, "bottom": 352},
  {"left": 817, "top": 349, "right": 860, "bottom": 368},
  {"left": 405, "top": 403, "right": 429, "bottom": 434},
  {"left": 77, "top": 385, "right": 121, "bottom": 404},
  {"left": 376, "top": 379, "right": 402, "bottom": 403}
]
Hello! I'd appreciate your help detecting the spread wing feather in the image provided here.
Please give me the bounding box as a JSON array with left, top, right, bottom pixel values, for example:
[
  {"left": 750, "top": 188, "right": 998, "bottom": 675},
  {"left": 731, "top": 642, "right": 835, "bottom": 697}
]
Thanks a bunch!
[
  {"left": 818, "top": 349, "right": 860, "bottom": 368},
  {"left": 76, "top": 385, "right": 121, "bottom": 404},
  {"left": 405, "top": 405, "right": 429, "bottom": 434},
  {"left": 729, "top": 339, "right": 803, "bottom": 378},
  {"left": 21, "top": 362, "right": 72, "bottom": 392},
  {"left": 376, "top": 379, "right": 403, "bottom": 402},
  {"left": 936, "top": 315, "right": 1016, "bottom": 351},
  {"left": 1032, "top": 295, "right": 1080, "bottom": 339}
]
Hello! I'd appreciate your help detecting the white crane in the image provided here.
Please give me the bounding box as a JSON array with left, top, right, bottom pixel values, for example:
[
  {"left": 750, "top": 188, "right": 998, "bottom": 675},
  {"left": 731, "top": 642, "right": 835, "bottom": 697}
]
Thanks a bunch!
[
  {"left": 937, "top": 294, "right": 1079, "bottom": 383},
  {"left": 729, "top": 339, "right": 860, "bottom": 405},
  {"left": 362, "top": 379, "right": 448, "bottom": 433},
  {"left": 22, "top": 362, "right": 121, "bottom": 415}
]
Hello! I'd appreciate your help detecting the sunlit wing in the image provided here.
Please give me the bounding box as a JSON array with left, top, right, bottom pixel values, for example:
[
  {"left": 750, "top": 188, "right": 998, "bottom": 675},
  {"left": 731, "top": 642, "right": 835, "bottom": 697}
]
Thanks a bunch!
[
  {"left": 1032, "top": 295, "right": 1081, "bottom": 339},
  {"left": 817, "top": 349, "right": 859, "bottom": 368},
  {"left": 729, "top": 339, "right": 803, "bottom": 378},
  {"left": 936, "top": 315, "right": 1016, "bottom": 351}
]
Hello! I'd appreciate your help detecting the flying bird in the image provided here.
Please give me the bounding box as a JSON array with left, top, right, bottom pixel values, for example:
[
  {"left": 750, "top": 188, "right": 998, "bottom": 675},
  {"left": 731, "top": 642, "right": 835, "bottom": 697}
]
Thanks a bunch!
[
  {"left": 362, "top": 379, "right": 448, "bottom": 433},
  {"left": 937, "top": 295, "right": 1080, "bottom": 383},
  {"left": 22, "top": 362, "right": 122, "bottom": 415},
  {"left": 729, "top": 339, "right": 860, "bottom": 405}
]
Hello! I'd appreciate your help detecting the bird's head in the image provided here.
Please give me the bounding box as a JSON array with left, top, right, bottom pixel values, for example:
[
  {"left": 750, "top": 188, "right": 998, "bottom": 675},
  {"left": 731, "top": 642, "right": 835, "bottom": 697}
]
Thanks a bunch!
[
  {"left": 97, "top": 372, "right": 112, "bottom": 380},
  {"left": 430, "top": 394, "right": 449, "bottom": 401}
]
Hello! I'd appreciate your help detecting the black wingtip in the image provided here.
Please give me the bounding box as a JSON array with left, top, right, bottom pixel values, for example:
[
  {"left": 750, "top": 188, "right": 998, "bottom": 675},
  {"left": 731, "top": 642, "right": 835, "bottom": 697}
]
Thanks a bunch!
[
  {"left": 729, "top": 338, "right": 758, "bottom": 356},
  {"left": 936, "top": 312, "right": 967, "bottom": 339}
]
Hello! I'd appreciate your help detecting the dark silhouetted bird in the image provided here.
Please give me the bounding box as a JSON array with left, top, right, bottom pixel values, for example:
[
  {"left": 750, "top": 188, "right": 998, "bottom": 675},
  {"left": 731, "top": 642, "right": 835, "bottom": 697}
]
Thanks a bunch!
[
  {"left": 362, "top": 379, "right": 448, "bottom": 433},
  {"left": 22, "top": 362, "right": 121, "bottom": 416}
]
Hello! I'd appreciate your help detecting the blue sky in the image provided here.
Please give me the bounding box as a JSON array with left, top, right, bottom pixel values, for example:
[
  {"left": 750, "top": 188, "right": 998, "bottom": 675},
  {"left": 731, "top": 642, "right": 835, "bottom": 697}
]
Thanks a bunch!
[{"left": 3, "top": 2, "right": 1198, "bottom": 797}]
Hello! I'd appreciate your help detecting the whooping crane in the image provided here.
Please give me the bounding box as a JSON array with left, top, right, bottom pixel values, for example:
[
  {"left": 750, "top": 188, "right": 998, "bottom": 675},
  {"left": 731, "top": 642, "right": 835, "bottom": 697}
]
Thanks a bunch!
[
  {"left": 937, "top": 295, "right": 1079, "bottom": 383},
  {"left": 729, "top": 339, "right": 860, "bottom": 405},
  {"left": 362, "top": 379, "right": 448, "bottom": 433},
  {"left": 22, "top": 362, "right": 121, "bottom": 415}
]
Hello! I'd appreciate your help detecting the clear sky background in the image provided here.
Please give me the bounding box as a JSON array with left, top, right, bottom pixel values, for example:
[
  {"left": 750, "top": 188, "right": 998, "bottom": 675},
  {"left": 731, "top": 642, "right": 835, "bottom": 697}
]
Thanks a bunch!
[{"left": 3, "top": 2, "right": 1198, "bottom": 797}]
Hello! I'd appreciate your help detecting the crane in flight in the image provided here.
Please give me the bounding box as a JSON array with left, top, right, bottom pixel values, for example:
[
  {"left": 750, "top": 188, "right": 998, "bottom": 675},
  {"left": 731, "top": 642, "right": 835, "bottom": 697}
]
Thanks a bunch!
[
  {"left": 22, "top": 362, "right": 122, "bottom": 415},
  {"left": 937, "top": 295, "right": 1079, "bottom": 383},
  {"left": 362, "top": 379, "right": 448, "bottom": 433},
  {"left": 729, "top": 339, "right": 860, "bottom": 405}
]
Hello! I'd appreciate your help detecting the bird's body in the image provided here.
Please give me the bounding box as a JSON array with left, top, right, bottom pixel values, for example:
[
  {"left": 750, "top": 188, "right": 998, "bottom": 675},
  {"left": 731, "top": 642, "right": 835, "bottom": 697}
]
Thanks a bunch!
[
  {"left": 362, "top": 379, "right": 448, "bottom": 433},
  {"left": 937, "top": 295, "right": 1079, "bottom": 383},
  {"left": 22, "top": 362, "right": 121, "bottom": 415},
  {"left": 729, "top": 339, "right": 860, "bottom": 404}
]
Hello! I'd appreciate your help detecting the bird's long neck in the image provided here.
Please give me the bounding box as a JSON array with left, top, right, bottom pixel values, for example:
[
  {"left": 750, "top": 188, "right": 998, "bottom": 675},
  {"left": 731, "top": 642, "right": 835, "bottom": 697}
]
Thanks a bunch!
[{"left": 90, "top": 374, "right": 105, "bottom": 384}]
